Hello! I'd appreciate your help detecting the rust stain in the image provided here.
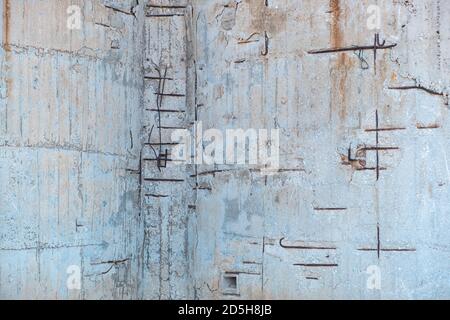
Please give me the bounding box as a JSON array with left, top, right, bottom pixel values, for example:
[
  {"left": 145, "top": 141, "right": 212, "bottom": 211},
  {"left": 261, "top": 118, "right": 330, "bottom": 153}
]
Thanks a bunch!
[
  {"left": 329, "top": 0, "right": 352, "bottom": 121},
  {"left": 3, "top": 0, "right": 10, "bottom": 51},
  {"left": 340, "top": 153, "right": 366, "bottom": 170},
  {"left": 264, "top": 10, "right": 287, "bottom": 35},
  {"left": 391, "top": 72, "right": 397, "bottom": 82},
  {"left": 249, "top": 0, "right": 286, "bottom": 36},
  {"left": 329, "top": 0, "right": 342, "bottom": 48}
]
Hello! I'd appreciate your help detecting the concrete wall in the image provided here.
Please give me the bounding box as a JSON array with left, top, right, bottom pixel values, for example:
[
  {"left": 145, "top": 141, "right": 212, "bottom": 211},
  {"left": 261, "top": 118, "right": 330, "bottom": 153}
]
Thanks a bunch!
[
  {"left": 1, "top": 0, "right": 450, "bottom": 300},
  {"left": 0, "top": 0, "right": 145, "bottom": 299},
  {"left": 190, "top": 0, "right": 450, "bottom": 299},
  {"left": 140, "top": 0, "right": 194, "bottom": 299}
]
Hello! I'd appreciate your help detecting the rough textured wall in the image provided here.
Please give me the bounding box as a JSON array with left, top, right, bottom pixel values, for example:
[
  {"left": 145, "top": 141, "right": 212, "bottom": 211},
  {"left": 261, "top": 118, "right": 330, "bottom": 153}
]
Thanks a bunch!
[
  {"left": 0, "top": 0, "right": 145, "bottom": 299},
  {"left": 140, "top": 0, "right": 194, "bottom": 299},
  {"left": 1, "top": 0, "right": 449, "bottom": 301},
  {"left": 190, "top": 0, "right": 450, "bottom": 299}
]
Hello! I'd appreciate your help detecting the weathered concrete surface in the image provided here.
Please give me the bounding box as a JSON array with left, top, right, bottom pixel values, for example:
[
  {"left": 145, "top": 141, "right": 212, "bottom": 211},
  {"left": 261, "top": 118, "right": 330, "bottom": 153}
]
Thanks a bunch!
[
  {"left": 0, "top": 0, "right": 145, "bottom": 299},
  {"left": 190, "top": 0, "right": 450, "bottom": 299},
  {"left": 140, "top": 0, "right": 194, "bottom": 299},
  {"left": 1, "top": 0, "right": 450, "bottom": 300}
]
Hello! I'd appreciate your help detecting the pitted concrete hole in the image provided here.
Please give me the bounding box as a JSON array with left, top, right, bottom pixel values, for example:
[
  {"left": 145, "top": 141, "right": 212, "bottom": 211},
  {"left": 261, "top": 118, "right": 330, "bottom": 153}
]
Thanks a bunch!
[{"left": 222, "top": 273, "right": 239, "bottom": 295}]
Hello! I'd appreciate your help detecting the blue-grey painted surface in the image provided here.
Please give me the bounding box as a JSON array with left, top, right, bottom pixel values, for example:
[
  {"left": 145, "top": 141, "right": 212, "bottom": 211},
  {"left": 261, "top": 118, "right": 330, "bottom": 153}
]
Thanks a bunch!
[
  {"left": 190, "top": 0, "right": 450, "bottom": 299},
  {"left": 0, "top": 0, "right": 145, "bottom": 299},
  {"left": 1, "top": 0, "right": 450, "bottom": 300}
]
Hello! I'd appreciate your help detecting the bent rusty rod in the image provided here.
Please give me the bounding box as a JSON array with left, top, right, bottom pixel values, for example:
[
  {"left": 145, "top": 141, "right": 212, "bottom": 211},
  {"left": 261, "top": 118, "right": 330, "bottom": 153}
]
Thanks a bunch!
[
  {"left": 308, "top": 43, "right": 397, "bottom": 54},
  {"left": 308, "top": 34, "right": 396, "bottom": 73},
  {"left": 308, "top": 33, "right": 396, "bottom": 55}
]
